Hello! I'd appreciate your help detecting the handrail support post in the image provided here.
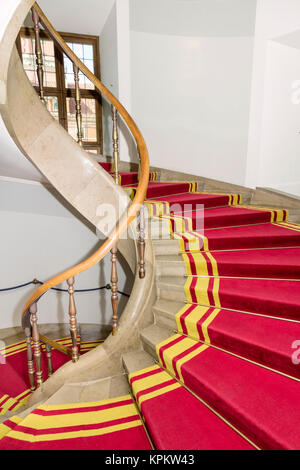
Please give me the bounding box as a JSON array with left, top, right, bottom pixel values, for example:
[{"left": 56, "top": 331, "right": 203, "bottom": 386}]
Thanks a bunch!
[
  {"left": 24, "top": 326, "right": 35, "bottom": 392},
  {"left": 139, "top": 204, "right": 146, "bottom": 279},
  {"left": 67, "top": 277, "right": 80, "bottom": 363},
  {"left": 111, "top": 243, "right": 119, "bottom": 335},
  {"left": 112, "top": 106, "right": 120, "bottom": 185},
  {"left": 30, "top": 302, "right": 43, "bottom": 387},
  {"left": 31, "top": 7, "right": 46, "bottom": 105},
  {"left": 73, "top": 64, "right": 83, "bottom": 147}
]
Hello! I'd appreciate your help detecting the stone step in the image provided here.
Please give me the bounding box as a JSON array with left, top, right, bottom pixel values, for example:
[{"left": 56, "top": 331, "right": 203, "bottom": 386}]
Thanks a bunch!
[
  {"left": 122, "top": 350, "right": 156, "bottom": 375},
  {"left": 140, "top": 324, "right": 173, "bottom": 359}
]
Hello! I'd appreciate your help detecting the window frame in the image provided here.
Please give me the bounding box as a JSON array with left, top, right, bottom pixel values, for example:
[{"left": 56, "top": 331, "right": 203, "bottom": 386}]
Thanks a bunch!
[{"left": 16, "top": 27, "right": 103, "bottom": 154}]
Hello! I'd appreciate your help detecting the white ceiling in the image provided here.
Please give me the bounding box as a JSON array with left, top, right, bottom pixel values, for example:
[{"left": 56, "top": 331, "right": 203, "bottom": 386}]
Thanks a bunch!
[
  {"left": 36, "top": 0, "right": 115, "bottom": 36},
  {"left": 130, "top": 0, "right": 258, "bottom": 37}
]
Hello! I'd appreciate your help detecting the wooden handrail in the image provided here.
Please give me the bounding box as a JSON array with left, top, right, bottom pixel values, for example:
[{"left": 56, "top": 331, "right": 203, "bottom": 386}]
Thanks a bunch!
[{"left": 22, "top": 3, "right": 150, "bottom": 328}]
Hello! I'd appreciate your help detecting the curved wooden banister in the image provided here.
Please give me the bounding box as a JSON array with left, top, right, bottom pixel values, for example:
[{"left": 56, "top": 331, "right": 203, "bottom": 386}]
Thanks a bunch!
[{"left": 21, "top": 2, "right": 150, "bottom": 328}]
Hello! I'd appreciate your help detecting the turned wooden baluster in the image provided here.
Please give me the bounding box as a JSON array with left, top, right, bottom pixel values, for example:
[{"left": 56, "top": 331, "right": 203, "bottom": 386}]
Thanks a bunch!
[
  {"left": 31, "top": 7, "right": 46, "bottom": 104},
  {"left": 24, "top": 326, "right": 35, "bottom": 391},
  {"left": 30, "top": 302, "right": 43, "bottom": 387},
  {"left": 139, "top": 204, "right": 146, "bottom": 279},
  {"left": 45, "top": 344, "right": 53, "bottom": 377},
  {"left": 73, "top": 64, "right": 83, "bottom": 147},
  {"left": 112, "top": 105, "right": 120, "bottom": 185},
  {"left": 137, "top": 148, "right": 146, "bottom": 279},
  {"left": 67, "top": 277, "right": 79, "bottom": 362},
  {"left": 111, "top": 243, "right": 119, "bottom": 335}
]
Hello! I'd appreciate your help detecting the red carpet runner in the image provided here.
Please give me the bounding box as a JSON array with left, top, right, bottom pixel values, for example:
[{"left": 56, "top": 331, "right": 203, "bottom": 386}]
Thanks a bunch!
[
  {"left": 0, "top": 396, "right": 151, "bottom": 450},
  {"left": 106, "top": 168, "right": 300, "bottom": 449},
  {"left": 0, "top": 337, "right": 103, "bottom": 416},
  {"left": 1, "top": 165, "right": 300, "bottom": 450}
]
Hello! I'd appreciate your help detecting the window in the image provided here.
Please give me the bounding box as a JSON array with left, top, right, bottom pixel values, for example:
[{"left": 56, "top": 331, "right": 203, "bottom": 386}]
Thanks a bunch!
[{"left": 17, "top": 28, "right": 102, "bottom": 154}]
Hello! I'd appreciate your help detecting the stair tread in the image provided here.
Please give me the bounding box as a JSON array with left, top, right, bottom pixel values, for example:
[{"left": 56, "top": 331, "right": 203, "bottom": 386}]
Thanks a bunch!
[
  {"left": 157, "top": 336, "right": 300, "bottom": 449},
  {"left": 141, "top": 324, "right": 173, "bottom": 349},
  {"left": 129, "top": 365, "right": 255, "bottom": 450},
  {"left": 186, "top": 276, "right": 300, "bottom": 320},
  {"left": 44, "top": 374, "right": 129, "bottom": 406},
  {"left": 176, "top": 222, "right": 300, "bottom": 252},
  {"left": 148, "top": 192, "right": 240, "bottom": 209},
  {"left": 184, "top": 248, "right": 300, "bottom": 279},
  {"left": 174, "top": 205, "right": 288, "bottom": 230},
  {"left": 127, "top": 181, "right": 199, "bottom": 198},
  {"left": 156, "top": 254, "right": 184, "bottom": 263},
  {"left": 174, "top": 303, "right": 300, "bottom": 378},
  {"left": 0, "top": 395, "right": 151, "bottom": 450}
]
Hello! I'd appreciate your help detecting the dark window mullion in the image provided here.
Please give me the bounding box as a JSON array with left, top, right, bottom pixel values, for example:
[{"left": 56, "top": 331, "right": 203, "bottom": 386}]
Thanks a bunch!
[{"left": 17, "top": 28, "right": 103, "bottom": 153}]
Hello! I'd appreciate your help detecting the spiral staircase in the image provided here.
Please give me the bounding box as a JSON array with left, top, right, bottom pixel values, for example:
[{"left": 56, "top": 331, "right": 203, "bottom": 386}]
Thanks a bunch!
[{"left": 0, "top": 1, "right": 300, "bottom": 450}]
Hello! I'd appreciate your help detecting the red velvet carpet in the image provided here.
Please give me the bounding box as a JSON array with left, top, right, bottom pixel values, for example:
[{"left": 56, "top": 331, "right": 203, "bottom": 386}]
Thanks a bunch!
[
  {"left": 123, "top": 171, "right": 300, "bottom": 449},
  {"left": 144, "top": 175, "right": 300, "bottom": 449},
  {"left": 0, "top": 337, "right": 103, "bottom": 416},
  {"left": 0, "top": 396, "right": 151, "bottom": 450},
  {"left": 129, "top": 365, "right": 255, "bottom": 450},
  {"left": 1, "top": 167, "right": 300, "bottom": 450}
]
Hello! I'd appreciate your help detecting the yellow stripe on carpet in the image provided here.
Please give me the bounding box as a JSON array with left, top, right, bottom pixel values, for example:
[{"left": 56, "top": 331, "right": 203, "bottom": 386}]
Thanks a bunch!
[
  {"left": 145, "top": 201, "right": 170, "bottom": 217},
  {"left": 184, "top": 277, "right": 211, "bottom": 305},
  {"left": 156, "top": 335, "right": 208, "bottom": 382},
  {"left": 174, "top": 231, "right": 209, "bottom": 252},
  {"left": 131, "top": 371, "right": 173, "bottom": 398},
  {"left": 185, "top": 276, "right": 221, "bottom": 307},
  {"left": 161, "top": 214, "right": 194, "bottom": 234},
  {"left": 175, "top": 305, "right": 221, "bottom": 342},
  {"left": 138, "top": 383, "right": 181, "bottom": 406},
  {"left": 129, "top": 366, "right": 181, "bottom": 407},
  {"left": 17, "top": 404, "right": 138, "bottom": 430},
  {"left": 7, "top": 419, "right": 143, "bottom": 443},
  {"left": 238, "top": 205, "right": 288, "bottom": 223},
  {"left": 0, "top": 416, "right": 22, "bottom": 439},
  {"left": 274, "top": 222, "right": 300, "bottom": 232},
  {"left": 128, "top": 364, "right": 161, "bottom": 381},
  {"left": 182, "top": 252, "right": 209, "bottom": 276}
]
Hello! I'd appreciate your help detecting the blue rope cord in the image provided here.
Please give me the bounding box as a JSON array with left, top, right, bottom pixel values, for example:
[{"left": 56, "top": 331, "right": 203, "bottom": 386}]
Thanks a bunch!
[
  {"left": 0, "top": 281, "right": 34, "bottom": 292},
  {"left": 0, "top": 280, "right": 130, "bottom": 297}
]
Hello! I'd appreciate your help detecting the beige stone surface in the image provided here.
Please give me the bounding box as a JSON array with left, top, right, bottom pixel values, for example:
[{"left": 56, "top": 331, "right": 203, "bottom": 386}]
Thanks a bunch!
[
  {"left": 0, "top": 1, "right": 157, "bottom": 408},
  {"left": 44, "top": 374, "right": 130, "bottom": 405}
]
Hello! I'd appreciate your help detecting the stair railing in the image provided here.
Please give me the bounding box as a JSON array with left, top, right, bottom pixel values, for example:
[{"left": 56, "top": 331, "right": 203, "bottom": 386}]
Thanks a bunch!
[{"left": 22, "top": 2, "right": 149, "bottom": 391}]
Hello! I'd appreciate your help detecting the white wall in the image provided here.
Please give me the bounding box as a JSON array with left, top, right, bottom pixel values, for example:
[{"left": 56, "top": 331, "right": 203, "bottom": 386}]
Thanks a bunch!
[
  {"left": 0, "top": 0, "right": 44, "bottom": 182},
  {"left": 0, "top": 178, "right": 132, "bottom": 329},
  {"left": 246, "top": 0, "right": 300, "bottom": 192},
  {"left": 130, "top": 31, "right": 254, "bottom": 185},
  {"left": 128, "top": 0, "right": 257, "bottom": 186},
  {"left": 130, "top": 0, "right": 257, "bottom": 38},
  {"left": 100, "top": 3, "right": 119, "bottom": 157},
  {"left": 257, "top": 41, "right": 300, "bottom": 194},
  {"left": 100, "top": 0, "right": 135, "bottom": 162}
]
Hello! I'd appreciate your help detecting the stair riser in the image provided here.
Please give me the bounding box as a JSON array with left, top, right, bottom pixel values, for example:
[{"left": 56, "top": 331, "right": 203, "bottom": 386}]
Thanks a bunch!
[
  {"left": 148, "top": 222, "right": 172, "bottom": 240},
  {"left": 154, "top": 312, "right": 176, "bottom": 331},
  {"left": 153, "top": 241, "right": 180, "bottom": 256},
  {"left": 140, "top": 337, "right": 157, "bottom": 360},
  {"left": 156, "top": 262, "right": 186, "bottom": 277},
  {"left": 158, "top": 287, "right": 186, "bottom": 303}
]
